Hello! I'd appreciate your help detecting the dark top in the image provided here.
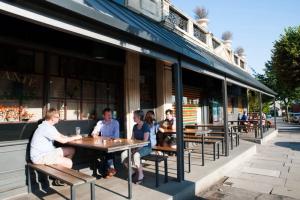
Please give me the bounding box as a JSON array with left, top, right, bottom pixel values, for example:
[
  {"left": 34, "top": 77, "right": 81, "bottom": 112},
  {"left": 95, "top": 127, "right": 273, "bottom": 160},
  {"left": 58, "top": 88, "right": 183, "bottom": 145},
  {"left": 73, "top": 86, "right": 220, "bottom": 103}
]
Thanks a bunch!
[
  {"left": 241, "top": 114, "right": 248, "bottom": 121},
  {"left": 133, "top": 123, "right": 151, "bottom": 148}
]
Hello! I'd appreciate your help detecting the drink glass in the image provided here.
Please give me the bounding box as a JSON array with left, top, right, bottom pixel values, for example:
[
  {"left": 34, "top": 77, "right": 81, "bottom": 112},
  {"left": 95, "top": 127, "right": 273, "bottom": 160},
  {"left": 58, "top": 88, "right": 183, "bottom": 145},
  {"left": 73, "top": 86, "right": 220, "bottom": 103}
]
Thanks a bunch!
[{"left": 75, "top": 127, "right": 81, "bottom": 135}]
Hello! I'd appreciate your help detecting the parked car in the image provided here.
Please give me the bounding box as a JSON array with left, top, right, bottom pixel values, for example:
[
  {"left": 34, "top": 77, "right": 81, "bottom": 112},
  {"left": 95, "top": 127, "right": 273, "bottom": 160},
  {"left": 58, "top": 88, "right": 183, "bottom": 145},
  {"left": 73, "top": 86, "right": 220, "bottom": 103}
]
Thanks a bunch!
[{"left": 291, "top": 113, "right": 300, "bottom": 123}]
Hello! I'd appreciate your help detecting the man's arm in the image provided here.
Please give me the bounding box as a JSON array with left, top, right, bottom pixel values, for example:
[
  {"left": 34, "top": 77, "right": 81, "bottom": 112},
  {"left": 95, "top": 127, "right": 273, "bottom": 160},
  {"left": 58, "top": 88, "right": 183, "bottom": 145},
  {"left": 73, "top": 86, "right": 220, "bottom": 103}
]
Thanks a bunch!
[
  {"left": 114, "top": 121, "right": 120, "bottom": 138},
  {"left": 54, "top": 133, "right": 82, "bottom": 144},
  {"left": 91, "top": 121, "right": 101, "bottom": 137}
]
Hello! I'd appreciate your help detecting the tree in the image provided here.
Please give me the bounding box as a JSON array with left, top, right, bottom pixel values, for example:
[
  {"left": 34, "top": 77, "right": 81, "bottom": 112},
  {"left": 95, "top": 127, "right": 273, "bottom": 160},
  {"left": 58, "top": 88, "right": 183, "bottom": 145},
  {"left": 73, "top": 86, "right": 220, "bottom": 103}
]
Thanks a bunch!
[
  {"left": 272, "top": 26, "right": 300, "bottom": 90},
  {"left": 255, "top": 61, "right": 300, "bottom": 121}
]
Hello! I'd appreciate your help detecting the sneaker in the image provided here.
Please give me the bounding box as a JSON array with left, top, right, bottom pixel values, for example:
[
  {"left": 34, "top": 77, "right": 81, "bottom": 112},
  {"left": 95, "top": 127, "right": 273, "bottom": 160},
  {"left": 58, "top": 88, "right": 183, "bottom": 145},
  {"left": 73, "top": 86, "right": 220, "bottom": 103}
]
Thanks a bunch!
[
  {"left": 52, "top": 179, "right": 65, "bottom": 186},
  {"left": 106, "top": 168, "right": 117, "bottom": 177}
]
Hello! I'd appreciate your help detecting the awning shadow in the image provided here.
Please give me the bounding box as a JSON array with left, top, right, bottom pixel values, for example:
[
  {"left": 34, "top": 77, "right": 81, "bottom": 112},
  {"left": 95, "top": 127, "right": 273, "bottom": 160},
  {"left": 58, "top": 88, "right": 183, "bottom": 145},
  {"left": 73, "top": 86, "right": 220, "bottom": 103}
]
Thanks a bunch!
[{"left": 275, "top": 142, "right": 300, "bottom": 151}]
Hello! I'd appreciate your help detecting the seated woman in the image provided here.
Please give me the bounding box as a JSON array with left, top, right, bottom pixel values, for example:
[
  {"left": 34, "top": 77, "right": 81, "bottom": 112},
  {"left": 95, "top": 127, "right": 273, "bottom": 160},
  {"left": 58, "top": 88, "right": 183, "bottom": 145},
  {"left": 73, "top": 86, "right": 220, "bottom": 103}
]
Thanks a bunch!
[
  {"left": 145, "top": 110, "right": 159, "bottom": 148},
  {"left": 121, "top": 110, "right": 151, "bottom": 184}
]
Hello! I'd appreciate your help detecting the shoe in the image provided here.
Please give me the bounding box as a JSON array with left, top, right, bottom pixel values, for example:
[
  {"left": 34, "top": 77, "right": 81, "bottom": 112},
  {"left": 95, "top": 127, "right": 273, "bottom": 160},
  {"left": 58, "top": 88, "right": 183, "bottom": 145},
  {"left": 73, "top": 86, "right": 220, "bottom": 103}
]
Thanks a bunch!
[
  {"left": 52, "top": 179, "right": 65, "bottom": 186},
  {"left": 107, "top": 168, "right": 117, "bottom": 177},
  {"left": 134, "top": 178, "right": 144, "bottom": 185}
]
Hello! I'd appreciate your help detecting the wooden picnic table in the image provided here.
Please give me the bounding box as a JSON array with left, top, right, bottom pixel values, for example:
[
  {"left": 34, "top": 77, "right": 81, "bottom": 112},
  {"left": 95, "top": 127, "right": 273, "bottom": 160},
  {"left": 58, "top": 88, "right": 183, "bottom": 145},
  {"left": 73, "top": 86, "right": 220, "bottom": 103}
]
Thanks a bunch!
[
  {"left": 68, "top": 136, "right": 149, "bottom": 199},
  {"left": 160, "top": 129, "right": 210, "bottom": 166}
]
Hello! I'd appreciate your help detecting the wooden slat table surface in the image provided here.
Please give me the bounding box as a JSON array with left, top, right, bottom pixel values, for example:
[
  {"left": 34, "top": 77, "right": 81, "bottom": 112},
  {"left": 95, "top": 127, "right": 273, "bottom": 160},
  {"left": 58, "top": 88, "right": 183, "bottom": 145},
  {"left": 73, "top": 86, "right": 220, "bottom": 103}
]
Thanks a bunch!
[{"left": 67, "top": 136, "right": 149, "bottom": 153}]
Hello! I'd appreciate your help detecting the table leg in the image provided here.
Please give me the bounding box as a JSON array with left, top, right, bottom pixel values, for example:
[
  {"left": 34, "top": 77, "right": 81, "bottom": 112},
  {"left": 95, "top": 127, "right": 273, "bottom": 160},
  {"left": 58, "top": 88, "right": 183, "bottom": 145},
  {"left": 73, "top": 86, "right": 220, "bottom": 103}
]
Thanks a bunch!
[
  {"left": 127, "top": 148, "right": 132, "bottom": 199},
  {"left": 202, "top": 134, "right": 204, "bottom": 166}
]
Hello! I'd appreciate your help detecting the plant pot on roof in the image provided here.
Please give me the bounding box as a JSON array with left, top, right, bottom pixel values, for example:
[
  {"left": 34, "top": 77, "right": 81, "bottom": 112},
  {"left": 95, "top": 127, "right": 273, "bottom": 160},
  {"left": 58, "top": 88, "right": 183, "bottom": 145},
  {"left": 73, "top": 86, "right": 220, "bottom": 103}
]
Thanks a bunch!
[
  {"left": 194, "top": 6, "right": 209, "bottom": 30},
  {"left": 222, "top": 31, "right": 233, "bottom": 48},
  {"left": 235, "top": 46, "right": 246, "bottom": 59}
]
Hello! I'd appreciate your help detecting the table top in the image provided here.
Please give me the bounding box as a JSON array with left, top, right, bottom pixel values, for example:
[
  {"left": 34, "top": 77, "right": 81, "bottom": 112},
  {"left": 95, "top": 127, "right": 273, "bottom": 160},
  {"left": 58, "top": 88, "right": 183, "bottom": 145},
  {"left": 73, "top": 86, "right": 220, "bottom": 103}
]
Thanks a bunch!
[
  {"left": 67, "top": 136, "right": 149, "bottom": 153},
  {"left": 161, "top": 129, "right": 211, "bottom": 135},
  {"left": 185, "top": 124, "right": 224, "bottom": 128}
]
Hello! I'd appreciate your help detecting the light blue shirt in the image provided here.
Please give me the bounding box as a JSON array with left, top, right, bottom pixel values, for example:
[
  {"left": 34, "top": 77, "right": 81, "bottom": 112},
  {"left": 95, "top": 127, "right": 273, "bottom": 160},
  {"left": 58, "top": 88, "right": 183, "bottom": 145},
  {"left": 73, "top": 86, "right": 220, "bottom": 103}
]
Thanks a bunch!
[
  {"left": 149, "top": 122, "right": 159, "bottom": 147},
  {"left": 92, "top": 119, "right": 120, "bottom": 138},
  {"left": 30, "top": 121, "right": 60, "bottom": 163}
]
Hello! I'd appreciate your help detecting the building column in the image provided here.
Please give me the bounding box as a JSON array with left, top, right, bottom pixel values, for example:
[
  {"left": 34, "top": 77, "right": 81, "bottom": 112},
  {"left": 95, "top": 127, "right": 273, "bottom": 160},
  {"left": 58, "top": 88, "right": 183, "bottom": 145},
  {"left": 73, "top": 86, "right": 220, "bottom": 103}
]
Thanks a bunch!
[
  {"left": 173, "top": 60, "right": 184, "bottom": 182},
  {"left": 124, "top": 51, "right": 140, "bottom": 139},
  {"left": 156, "top": 60, "right": 172, "bottom": 121},
  {"left": 222, "top": 78, "right": 229, "bottom": 156}
]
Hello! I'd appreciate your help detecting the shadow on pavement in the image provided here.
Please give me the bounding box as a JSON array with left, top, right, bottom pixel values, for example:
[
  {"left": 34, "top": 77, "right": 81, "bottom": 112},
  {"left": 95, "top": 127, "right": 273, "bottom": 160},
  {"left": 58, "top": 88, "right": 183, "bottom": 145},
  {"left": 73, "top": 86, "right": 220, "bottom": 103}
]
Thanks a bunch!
[{"left": 275, "top": 142, "right": 300, "bottom": 151}]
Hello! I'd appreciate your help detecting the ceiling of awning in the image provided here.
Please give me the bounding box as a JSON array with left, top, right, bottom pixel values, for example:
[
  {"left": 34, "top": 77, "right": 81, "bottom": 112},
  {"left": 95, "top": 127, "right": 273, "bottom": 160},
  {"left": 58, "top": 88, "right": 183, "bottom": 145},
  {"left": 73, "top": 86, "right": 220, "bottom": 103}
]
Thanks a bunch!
[{"left": 9, "top": 0, "right": 276, "bottom": 96}]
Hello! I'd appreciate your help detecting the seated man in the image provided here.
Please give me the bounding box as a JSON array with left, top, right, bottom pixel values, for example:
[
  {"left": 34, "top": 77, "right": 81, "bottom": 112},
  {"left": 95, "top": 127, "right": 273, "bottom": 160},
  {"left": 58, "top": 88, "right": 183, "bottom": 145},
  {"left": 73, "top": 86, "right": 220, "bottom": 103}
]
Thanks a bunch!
[
  {"left": 30, "top": 108, "right": 82, "bottom": 185},
  {"left": 91, "top": 108, "right": 120, "bottom": 178},
  {"left": 157, "top": 109, "right": 176, "bottom": 148}
]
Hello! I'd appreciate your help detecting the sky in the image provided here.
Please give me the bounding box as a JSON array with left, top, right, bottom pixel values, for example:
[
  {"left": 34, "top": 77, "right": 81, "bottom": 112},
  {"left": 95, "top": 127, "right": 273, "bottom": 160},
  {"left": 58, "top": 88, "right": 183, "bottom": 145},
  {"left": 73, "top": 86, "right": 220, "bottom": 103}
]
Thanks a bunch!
[{"left": 171, "top": 0, "right": 300, "bottom": 74}]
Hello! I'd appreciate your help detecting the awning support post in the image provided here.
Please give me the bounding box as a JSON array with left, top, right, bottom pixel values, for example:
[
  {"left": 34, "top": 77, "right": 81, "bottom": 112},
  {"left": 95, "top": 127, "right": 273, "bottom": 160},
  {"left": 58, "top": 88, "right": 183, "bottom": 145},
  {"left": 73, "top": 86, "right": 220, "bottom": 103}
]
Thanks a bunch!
[
  {"left": 173, "top": 58, "right": 184, "bottom": 182},
  {"left": 222, "top": 78, "right": 229, "bottom": 156},
  {"left": 273, "top": 97, "right": 277, "bottom": 130},
  {"left": 259, "top": 92, "right": 263, "bottom": 139}
]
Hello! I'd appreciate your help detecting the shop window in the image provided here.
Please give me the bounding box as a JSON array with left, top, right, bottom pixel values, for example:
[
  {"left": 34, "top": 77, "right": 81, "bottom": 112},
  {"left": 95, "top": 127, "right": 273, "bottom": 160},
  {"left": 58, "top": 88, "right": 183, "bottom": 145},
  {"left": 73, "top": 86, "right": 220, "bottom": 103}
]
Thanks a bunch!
[
  {"left": 140, "top": 57, "right": 156, "bottom": 110},
  {"left": 0, "top": 69, "right": 43, "bottom": 122}
]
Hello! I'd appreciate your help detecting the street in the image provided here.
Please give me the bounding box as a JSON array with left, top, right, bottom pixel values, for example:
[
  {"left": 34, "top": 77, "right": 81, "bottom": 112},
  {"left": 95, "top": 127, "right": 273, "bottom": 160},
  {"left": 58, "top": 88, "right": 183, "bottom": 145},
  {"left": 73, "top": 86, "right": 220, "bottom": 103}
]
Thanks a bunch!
[{"left": 199, "top": 118, "right": 300, "bottom": 200}]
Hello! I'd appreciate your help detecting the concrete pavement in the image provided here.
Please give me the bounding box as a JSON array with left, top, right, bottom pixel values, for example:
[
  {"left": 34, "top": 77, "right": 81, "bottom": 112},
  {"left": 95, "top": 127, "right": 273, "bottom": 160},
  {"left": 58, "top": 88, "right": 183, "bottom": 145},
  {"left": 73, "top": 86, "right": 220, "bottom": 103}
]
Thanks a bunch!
[{"left": 199, "top": 118, "right": 300, "bottom": 200}]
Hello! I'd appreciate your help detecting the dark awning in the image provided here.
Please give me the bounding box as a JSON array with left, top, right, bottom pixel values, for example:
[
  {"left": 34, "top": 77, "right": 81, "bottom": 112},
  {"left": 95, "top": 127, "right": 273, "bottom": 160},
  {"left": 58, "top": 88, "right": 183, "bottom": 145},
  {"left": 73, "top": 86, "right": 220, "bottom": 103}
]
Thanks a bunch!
[{"left": 2, "top": 0, "right": 276, "bottom": 96}]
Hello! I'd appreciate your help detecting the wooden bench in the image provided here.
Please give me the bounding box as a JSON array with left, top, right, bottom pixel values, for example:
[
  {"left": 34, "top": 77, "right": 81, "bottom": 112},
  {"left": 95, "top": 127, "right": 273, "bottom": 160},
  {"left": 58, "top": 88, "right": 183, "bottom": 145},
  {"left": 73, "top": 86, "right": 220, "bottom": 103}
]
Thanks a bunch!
[
  {"left": 184, "top": 135, "right": 225, "bottom": 154},
  {"left": 141, "top": 154, "right": 168, "bottom": 187},
  {"left": 184, "top": 138, "right": 221, "bottom": 164},
  {"left": 27, "top": 163, "right": 96, "bottom": 200},
  {"left": 152, "top": 146, "right": 192, "bottom": 173}
]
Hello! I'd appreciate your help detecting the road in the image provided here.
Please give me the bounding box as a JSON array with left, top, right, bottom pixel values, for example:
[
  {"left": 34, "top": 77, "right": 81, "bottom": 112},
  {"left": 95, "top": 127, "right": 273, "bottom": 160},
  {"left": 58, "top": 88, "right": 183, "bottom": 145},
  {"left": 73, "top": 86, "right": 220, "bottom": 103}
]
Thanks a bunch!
[{"left": 198, "top": 118, "right": 300, "bottom": 200}]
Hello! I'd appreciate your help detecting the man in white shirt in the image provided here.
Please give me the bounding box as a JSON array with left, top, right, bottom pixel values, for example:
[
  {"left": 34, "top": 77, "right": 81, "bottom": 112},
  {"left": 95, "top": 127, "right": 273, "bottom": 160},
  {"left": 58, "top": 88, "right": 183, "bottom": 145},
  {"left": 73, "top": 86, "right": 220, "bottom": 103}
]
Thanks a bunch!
[
  {"left": 30, "top": 108, "right": 82, "bottom": 169},
  {"left": 91, "top": 108, "right": 119, "bottom": 178}
]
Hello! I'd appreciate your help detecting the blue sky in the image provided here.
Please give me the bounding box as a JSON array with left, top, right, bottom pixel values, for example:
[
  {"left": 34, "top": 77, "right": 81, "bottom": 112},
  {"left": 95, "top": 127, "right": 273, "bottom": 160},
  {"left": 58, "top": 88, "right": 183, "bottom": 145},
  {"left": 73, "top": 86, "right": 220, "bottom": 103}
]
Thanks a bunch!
[{"left": 171, "top": 0, "right": 300, "bottom": 74}]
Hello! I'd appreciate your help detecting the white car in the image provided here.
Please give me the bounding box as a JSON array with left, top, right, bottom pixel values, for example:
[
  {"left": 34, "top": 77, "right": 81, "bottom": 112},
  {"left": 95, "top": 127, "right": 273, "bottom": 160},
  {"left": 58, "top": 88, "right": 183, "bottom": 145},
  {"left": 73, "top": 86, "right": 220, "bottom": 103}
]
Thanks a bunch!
[{"left": 291, "top": 113, "right": 300, "bottom": 123}]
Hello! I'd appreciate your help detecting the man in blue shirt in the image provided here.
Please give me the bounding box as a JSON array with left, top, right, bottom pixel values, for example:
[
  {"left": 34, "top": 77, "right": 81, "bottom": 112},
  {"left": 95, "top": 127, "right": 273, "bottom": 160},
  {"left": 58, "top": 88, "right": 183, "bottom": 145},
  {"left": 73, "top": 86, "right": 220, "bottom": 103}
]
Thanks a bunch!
[{"left": 91, "top": 108, "right": 120, "bottom": 178}]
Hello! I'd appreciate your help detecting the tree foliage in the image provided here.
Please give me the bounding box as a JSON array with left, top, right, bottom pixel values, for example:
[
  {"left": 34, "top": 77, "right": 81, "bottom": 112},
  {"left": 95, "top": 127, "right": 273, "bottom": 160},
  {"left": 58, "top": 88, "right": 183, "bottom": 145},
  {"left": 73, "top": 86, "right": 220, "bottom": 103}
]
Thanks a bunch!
[
  {"left": 254, "top": 26, "right": 300, "bottom": 117},
  {"left": 272, "top": 26, "right": 300, "bottom": 90}
]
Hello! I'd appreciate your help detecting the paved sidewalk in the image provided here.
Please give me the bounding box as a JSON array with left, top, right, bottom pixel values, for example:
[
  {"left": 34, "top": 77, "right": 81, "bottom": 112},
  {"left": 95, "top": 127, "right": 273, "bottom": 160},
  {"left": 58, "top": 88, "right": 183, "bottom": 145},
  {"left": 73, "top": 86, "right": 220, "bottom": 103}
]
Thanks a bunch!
[{"left": 199, "top": 119, "right": 300, "bottom": 200}]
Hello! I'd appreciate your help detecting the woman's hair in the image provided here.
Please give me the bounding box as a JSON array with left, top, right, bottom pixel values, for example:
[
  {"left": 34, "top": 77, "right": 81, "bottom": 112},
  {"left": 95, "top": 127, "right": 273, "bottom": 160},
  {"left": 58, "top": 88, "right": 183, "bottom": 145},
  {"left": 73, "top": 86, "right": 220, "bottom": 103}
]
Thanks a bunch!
[
  {"left": 165, "top": 109, "right": 173, "bottom": 115},
  {"left": 45, "top": 108, "right": 59, "bottom": 120},
  {"left": 145, "top": 110, "right": 155, "bottom": 124},
  {"left": 133, "top": 110, "right": 144, "bottom": 121}
]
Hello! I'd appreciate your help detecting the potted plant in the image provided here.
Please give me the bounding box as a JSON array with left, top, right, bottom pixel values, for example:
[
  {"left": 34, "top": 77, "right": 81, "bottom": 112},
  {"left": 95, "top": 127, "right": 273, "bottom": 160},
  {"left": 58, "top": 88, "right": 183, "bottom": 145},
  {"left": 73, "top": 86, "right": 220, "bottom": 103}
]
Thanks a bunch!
[
  {"left": 194, "top": 6, "right": 209, "bottom": 29},
  {"left": 235, "top": 46, "right": 246, "bottom": 59},
  {"left": 222, "top": 31, "right": 233, "bottom": 48}
]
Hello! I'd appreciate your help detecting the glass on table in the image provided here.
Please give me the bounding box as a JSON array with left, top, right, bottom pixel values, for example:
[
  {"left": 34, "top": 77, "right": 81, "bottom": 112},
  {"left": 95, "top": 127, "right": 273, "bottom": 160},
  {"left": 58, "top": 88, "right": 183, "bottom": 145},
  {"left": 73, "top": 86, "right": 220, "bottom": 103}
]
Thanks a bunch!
[{"left": 75, "top": 127, "right": 81, "bottom": 135}]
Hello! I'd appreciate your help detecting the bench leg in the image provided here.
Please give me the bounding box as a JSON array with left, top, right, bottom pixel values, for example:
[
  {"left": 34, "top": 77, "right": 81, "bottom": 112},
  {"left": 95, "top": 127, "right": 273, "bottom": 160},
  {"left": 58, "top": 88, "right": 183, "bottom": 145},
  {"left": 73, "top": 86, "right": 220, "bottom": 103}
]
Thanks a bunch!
[
  {"left": 90, "top": 182, "right": 95, "bottom": 200},
  {"left": 213, "top": 143, "right": 216, "bottom": 161},
  {"left": 155, "top": 160, "right": 159, "bottom": 187},
  {"left": 238, "top": 135, "right": 240, "bottom": 146},
  {"left": 188, "top": 152, "right": 191, "bottom": 173},
  {"left": 27, "top": 166, "right": 32, "bottom": 194},
  {"left": 235, "top": 134, "right": 238, "bottom": 147},
  {"left": 217, "top": 143, "right": 220, "bottom": 159},
  {"left": 222, "top": 139, "right": 224, "bottom": 155},
  {"left": 202, "top": 135, "right": 205, "bottom": 166},
  {"left": 231, "top": 134, "right": 234, "bottom": 150},
  {"left": 164, "top": 158, "right": 168, "bottom": 183},
  {"left": 71, "top": 186, "right": 76, "bottom": 200}
]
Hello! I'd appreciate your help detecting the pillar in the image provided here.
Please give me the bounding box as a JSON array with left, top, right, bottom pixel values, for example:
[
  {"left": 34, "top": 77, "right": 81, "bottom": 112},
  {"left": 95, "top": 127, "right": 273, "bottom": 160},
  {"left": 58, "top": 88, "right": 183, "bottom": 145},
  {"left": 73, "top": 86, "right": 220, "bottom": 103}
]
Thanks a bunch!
[
  {"left": 156, "top": 60, "right": 172, "bottom": 121},
  {"left": 222, "top": 78, "right": 229, "bottom": 156},
  {"left": 173, "top": 60, "right": 184, "bottom": 182},
  {"left": 124, "top": 51, "right": 140, "bottom": 139}
]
